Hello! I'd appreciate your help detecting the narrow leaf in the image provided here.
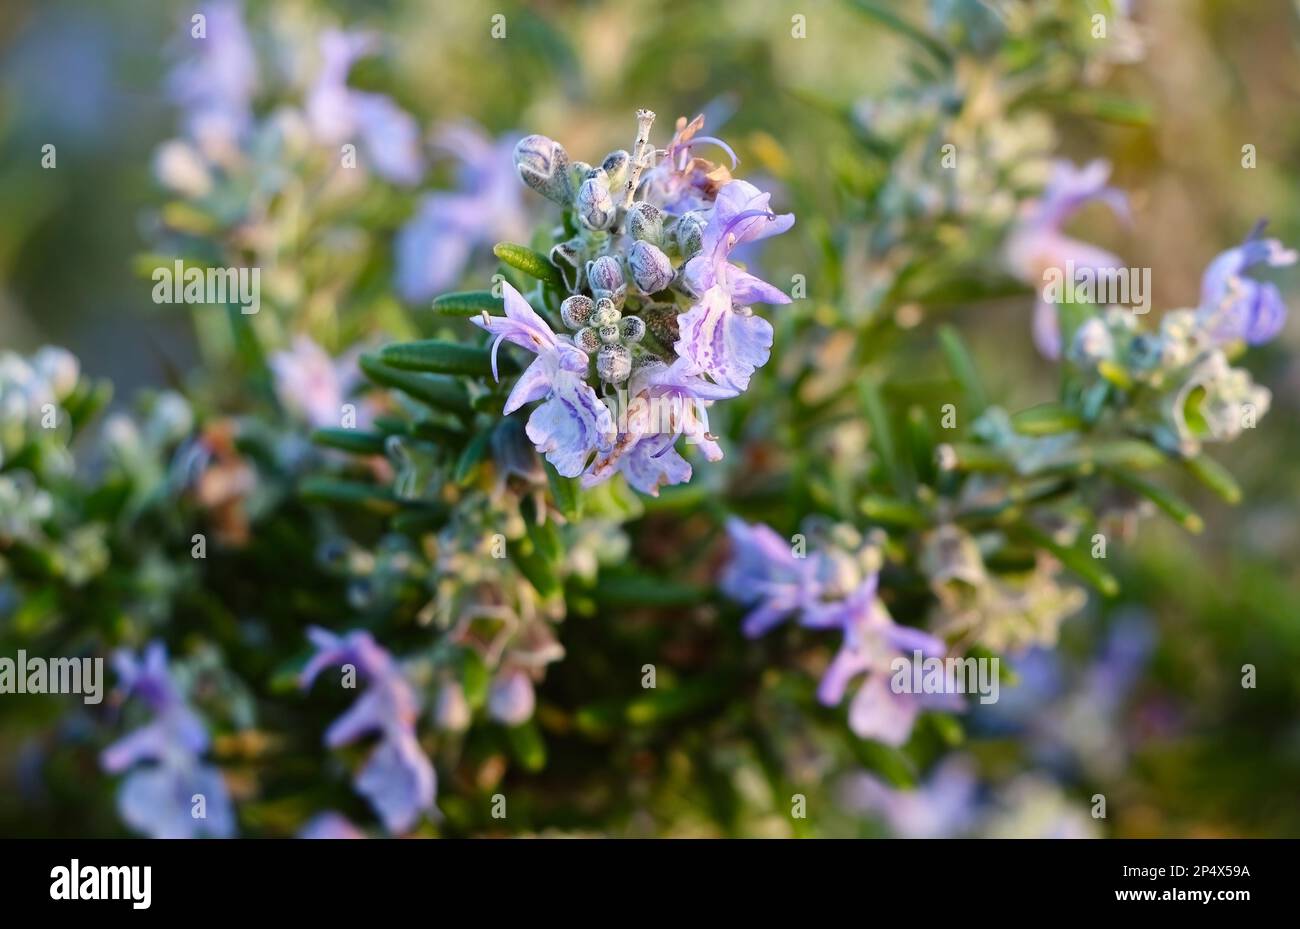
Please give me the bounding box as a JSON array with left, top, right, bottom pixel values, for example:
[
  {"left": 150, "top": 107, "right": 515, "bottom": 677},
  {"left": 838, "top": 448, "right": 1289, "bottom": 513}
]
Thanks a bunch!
[
  {"left": 494, "top": 242, "right": 564, "bottom": 290},
  {"left": 431, "top": 290, "right": 503, "bottom": 317},
  {"left": 379, "top": 340, "right": 509, "bottom": 378},
  {"left": 359, "top": 354, "right": 472, "bottom": 415}
]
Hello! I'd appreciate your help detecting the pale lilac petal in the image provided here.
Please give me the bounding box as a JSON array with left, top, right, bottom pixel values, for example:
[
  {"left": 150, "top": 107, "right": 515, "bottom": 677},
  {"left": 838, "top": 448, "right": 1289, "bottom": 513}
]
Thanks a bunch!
[
  {"left": 487, "top": 669, "right": 535, "bottom": 725},
  {"left": 355, "top": 732, "right": 436, "bottom": 834},
  {"left": 524, "top": 373, "right": 612, "bottom": 477},
  {"left": 675, "top": 286, "right": 773, "bottom": 391},
  {"left": 726, "top": 266, "right": 791, "bottom": 305},
  {"left": 503, "top": 357, "right": 554, "bottom": 414},
  {"left": 848, "top": 674, "right": 922, "bottom": 746},
  {"left": 620, "top": 440, "right": 692, "bottom": 496}
]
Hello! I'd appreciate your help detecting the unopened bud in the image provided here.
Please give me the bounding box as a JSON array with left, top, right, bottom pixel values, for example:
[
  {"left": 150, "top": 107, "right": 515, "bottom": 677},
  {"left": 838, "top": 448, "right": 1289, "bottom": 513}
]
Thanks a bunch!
[
  {"left": 576, "top": 170, "right": 616, "bottom": 230},
  {"left": 620, "top": 316, "right": 646, "bottom": 343},
  {"left": 628, "top": 240, "right": 675, "bottom": 294},
  {"left": 601, "top": 149, "right": 630, "bottom": 189},
  {"left": 593, "top": 298, "right": 621, "bottom": 329},
  {"left": 676, "top": 211, "right": 706, "bottom": 258},
  {"left": 514, "top": 135, "right": 572, "bottom": 205},
  {"left": 561, "top": 294, "right": 594, "bottom": 329},
  {"left": 587, "top": 256, "right": 626, "bottom": 305},
  {"left": 627, "top": 201, "right": 663, "bottom": 246},
  {"left": 597, "top": 343, "right": 633, "bottom": 384},
  {"left": 574, "top": 327, "right": 602, "bottom": 353}
]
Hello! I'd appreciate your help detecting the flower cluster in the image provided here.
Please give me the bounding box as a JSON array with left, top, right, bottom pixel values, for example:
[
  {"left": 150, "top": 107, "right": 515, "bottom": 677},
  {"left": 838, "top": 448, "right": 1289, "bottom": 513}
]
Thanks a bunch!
[
  {"left": 299, "top": 628, "right": 436, "bottom": 834},
  {"left": 101, "top": 643, "right": 236, "bottom": 838},
  {"left": 1064, "top": 230, "right": 1292, "bottom": 456},
  {"left": 722, "top": 519, "right": 960, "bottom": 745},
  {"left": 475, "top": 110, "right": 794, "bottom": 495}
]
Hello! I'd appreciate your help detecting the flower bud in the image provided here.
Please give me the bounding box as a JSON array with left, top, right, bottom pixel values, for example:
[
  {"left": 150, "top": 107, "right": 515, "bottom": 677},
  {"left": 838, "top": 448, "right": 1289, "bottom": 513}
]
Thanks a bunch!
[
  {"left": 514, "top": 135, "right": 572, "bottom": 205},
  {"left": 620, "top": 315, "right": 646, "bottom": 343},
  {"left": 593, "top": 298, "right": 621, "bottom": 329},
  {"left": 601, "top": 149, "right": 630, "bottom": 189},
  {"left": 599, "top": 325, "right": 620, "bottom": 344},
  {"left": 574, "top": 327, "right": 602, "bottom": 353},
  {"left": 628, "top": 240, "right": 675, "bottom": 294},
  {"left": 597, "top": 343, "right": 633, "bottom": 384},
  {"left": 550, "top": 239, "right": 584, "bottom": 291},
  {"left": 560, "top": 294, "right": 594, "bottom": 329},
  {"left": 576, "top": 170, "right": 616, "bottom": 231},
  {"left": 676, "top": 211, "right": 707, "bottom": 257},
  {"left": 587, "top": 256, "right": 627, "bottom": 306},
  {"left": 627, "top": 201, "right": 663, "bottom": 246}
]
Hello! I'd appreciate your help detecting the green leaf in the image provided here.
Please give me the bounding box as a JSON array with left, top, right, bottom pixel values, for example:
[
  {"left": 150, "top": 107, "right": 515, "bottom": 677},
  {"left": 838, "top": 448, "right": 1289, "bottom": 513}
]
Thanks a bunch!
[
  {"left": 298, "top": 478, "right": 401, "bottom": 515},
  {"left": 848, "top": 0, "right": 951, "bottom": 68},
  {"left": 430, "top": 290, "right": 503, "bottom": 317},
  {"left": 1021, "top": 524, "right": 1119, "bottom": 597},
  {"left": 1011, "top": 402, "right": 1082, "bottom": 436},
  {"left": 594, "top": 573, "right": 706, "bottom": 608},
  {"left": 547, "top": 466, "right": 583, "bottom": 519},
  {"left": 310, "top": 428, "right": 387, "bottom": 455},
  {"left": 493, "top": 242, "right": 564, "bottom": 290},
  {"left": 848, "top": 738, "right": 917, "bottom": 788},
  {"left": 359, "top": 354, "right": 471, "bottom": 415},
  {"left": 857, "top": 378, "right": 907, "bottom": 495},
  {"left": 508, "top": 533, "right": 561, "bottom": 598},
  {"left": 505, "top": 720, "right": 547, "bottom": 772},
  {"left": 937, "top": 325, "right": 988, "bottom": 414},
  {"left": 1182, "top": 454, "right": 1242, "bottom": 505},
  {"left": 860, "top": 494, "right": 928, "bottom": 527},
  {"left": 1108, "top": 471, "right": 1205, "bottom": 534},
  {"left": 454, "top": 429, "right": 492, "bottom": 486},
  {"left": 379, "top": 340, "right": 509, "bottom": 378}
]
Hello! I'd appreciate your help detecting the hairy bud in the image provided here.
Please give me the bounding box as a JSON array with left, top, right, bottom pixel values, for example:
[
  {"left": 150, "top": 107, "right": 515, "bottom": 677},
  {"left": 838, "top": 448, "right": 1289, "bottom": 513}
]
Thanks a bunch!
[
  {"left": 593, "top": 298, "right": 621, "bottom": 329},
  {"left": 675, "top": 211, "right": 706, "bottom": 258},
  {"left": 627, "top": 201, "right": 663, "bottom": 246},
  {"left": 577, "top": 170, "right": 616, "bottom": 231},
  {"left": 514, "top": 135, "right": 572, "bottom": 205},
  {"left": 560, "top": 295, "right": 594, "bottom": 329},
  {"left": 574, "top": 327, "right": 602, "bottom": 354},
  {"left": 597, "top": 343, "right": 633, "bottom": 384},
  {"left": 620, "top": 315, "right": 646, "bottom": 343},
  {"left": 628, "top": 240, "right": 675, "bottom": 294},
  {"left": 587, "top": 256, "right": 627, "bottom": 306}
]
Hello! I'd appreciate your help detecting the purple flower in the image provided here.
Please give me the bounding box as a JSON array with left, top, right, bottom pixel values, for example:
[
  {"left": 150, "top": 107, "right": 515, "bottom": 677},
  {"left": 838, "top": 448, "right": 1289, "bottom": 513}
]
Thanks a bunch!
[
  {"left": 395, "top": 124, "right": 529, "bottom": 302},
  {"left": 1004, "top": 160, "right": 1129, "bottom": 359},
  {"left": 101, "top": 643, "right": 236, "bottom": 839},
  {"left": 841, "top": 757, "right": 979, "bottom": 838},
  {"left": 269, "top": 335, "right": 370, "bottom": 430},
  {"left": 298, "top": 812, "right": 366, "bottom": 839},
  {"left": 306, "top": 30, "right": 423, "bottom": 185},
  {"left": 638, "top": 114, "right": 737, "bottom": 215},
  {"left": 817, "top": 578, "right": 960, "bottom": 746},
  {"left": 300, "top": 627, "right": 436, "bottom": 834},
  {"left": 1196, "top": 233, "right": 1296, "bottom": 345},
  {"left": 472, "top": 281, "right": 614, "bottom": 477},
  {"left": 166, "top": 1, "right": 257, "bottom": 152},
  {"left": 676, "top": 180, "right": 794, "bottom": 391},
  {"left": 487, "top": 669, "right": 535, "bottom": 726},
  {"left": 719, "top": 518, "right": 818, "bottom": 637},
  {"left": 581, "top": 358, "right": 735, "bottom": 496}
]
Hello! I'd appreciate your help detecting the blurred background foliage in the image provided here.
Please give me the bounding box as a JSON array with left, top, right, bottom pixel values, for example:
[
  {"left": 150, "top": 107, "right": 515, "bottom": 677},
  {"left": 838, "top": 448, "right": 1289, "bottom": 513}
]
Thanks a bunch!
[{"left": 0, "top": 0, "right": 1298, "bottom": 837}]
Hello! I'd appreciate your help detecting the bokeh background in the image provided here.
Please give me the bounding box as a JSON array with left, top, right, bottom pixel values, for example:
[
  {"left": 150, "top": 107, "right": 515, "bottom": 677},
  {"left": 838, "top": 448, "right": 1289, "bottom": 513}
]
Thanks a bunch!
[{"left": 1, "top": 0, "right": 1298, "bottom": 837}]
